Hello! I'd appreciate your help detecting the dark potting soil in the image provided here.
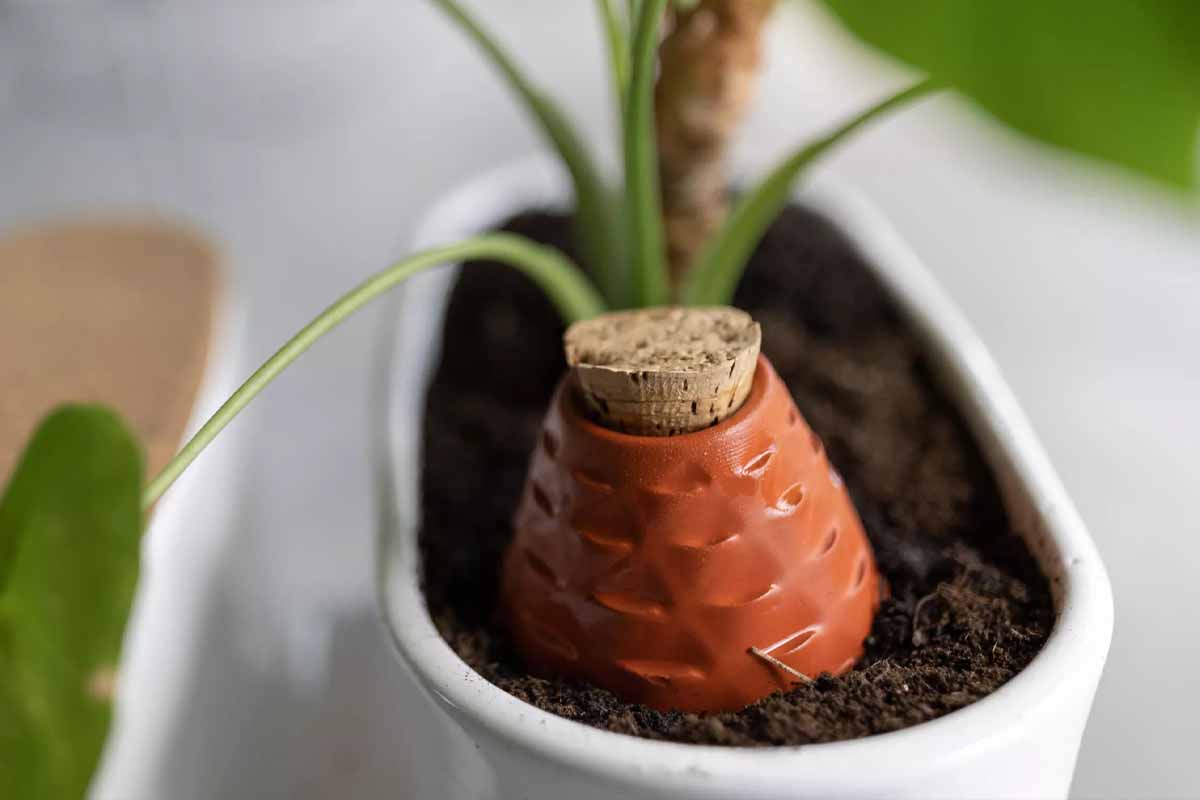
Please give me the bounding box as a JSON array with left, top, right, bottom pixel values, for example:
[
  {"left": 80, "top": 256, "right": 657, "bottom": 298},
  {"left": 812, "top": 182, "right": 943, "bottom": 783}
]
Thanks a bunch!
[{"left": 417, "top": 206, "right": 1054, "bottom": 746}]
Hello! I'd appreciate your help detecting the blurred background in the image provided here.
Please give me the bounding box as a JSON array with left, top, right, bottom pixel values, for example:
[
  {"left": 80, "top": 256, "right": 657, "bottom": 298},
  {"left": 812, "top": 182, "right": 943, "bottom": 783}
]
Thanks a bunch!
[{"left": 0, "top": 2, "right": 1196, "bottom": 798}]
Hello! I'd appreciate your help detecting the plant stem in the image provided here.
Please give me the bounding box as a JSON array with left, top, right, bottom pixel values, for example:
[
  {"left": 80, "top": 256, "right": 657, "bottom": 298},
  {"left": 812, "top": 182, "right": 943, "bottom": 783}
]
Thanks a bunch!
[
  {"left": 142, "top": 234, "right": 605, "bottom": 509},
  {"left": 682, "top": 79, "right": 939, "bottom": 306},
  {"left": 625, "top": 0, "right": 671, "bottom": 307}
]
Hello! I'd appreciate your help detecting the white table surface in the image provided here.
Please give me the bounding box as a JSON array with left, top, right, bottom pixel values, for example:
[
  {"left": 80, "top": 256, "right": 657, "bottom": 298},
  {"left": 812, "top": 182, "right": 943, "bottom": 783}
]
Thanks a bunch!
[{"left": 1, "top": 2, "right": 1196, "bottom": 798}]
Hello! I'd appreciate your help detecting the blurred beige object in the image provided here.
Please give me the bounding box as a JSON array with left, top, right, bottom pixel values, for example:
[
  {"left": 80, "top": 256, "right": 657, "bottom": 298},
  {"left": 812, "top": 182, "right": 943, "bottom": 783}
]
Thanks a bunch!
[{"left": 0, "top": 221, "right": 216, "bottom": 482}]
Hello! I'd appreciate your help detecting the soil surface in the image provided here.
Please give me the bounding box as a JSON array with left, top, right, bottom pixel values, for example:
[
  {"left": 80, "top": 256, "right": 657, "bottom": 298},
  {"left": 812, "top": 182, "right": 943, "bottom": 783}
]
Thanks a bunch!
[{"left": 417, "top": 206, "right": 1054, "bottom": 746}]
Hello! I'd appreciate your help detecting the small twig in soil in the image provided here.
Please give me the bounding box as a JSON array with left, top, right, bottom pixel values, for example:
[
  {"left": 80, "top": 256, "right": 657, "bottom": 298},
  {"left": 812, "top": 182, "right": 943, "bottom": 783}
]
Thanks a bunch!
[
  {"left": 911, "top": 587, "right": 941, "bottom": 647},
  {"left": 862, "top": 657, "right": 892, "bottom": 685},
  {"left": 749, "top": 647, "right": 813, "bottom": 684}
]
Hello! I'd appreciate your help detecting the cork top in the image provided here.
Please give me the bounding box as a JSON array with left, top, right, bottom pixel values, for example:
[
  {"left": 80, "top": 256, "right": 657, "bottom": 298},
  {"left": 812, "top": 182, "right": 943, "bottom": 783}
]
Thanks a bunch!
[{"left": 563, "top": 306, "right": 760, "bottom": 436}]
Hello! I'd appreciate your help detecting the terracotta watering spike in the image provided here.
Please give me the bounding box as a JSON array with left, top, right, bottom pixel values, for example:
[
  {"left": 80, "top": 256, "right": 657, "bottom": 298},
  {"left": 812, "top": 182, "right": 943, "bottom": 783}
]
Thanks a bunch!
[{"left": 501, "top": 307, "right": 879, "bottom": 713}]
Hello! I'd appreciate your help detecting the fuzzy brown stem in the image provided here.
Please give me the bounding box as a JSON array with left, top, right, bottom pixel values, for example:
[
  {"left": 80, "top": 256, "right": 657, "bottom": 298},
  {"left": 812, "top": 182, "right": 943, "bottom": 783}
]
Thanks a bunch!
[{"left": 655, "top": 0, "right": 777, "bottom": 285}]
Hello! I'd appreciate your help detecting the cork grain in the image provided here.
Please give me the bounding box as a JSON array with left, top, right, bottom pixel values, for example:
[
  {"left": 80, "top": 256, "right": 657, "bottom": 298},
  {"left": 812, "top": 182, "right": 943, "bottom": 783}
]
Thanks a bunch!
[{"left": 565, "top": 306, "right": 760, "bottom": 435}]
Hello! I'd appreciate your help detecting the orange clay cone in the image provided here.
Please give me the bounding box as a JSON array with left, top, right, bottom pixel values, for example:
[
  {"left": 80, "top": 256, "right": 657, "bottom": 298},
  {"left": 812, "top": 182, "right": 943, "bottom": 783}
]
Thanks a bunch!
[{"left": 501, "top": 309, "right": 879, "bottom": 712}]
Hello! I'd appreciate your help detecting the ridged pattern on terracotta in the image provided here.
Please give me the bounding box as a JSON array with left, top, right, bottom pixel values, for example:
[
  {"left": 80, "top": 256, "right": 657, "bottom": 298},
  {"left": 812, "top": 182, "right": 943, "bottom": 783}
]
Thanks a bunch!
[{"left": 502, "top": 356, "right": 879, "bottom": 712}]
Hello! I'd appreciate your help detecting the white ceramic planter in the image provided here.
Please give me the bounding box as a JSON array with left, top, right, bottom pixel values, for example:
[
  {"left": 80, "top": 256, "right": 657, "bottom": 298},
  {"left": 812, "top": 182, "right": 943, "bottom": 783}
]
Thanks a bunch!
[
  {"left": 91, "top": 264, "right": 248, "bottom": 800},
  {"left": 380, "top": 156, "right": 1113, "bottom": 799}
]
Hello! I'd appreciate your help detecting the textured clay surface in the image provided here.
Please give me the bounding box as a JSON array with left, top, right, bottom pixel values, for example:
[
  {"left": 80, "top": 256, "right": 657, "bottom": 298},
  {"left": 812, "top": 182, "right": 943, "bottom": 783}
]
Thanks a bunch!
[
  {"left": 503, "top": 356, "right": 878, "bottom": 711},
  {"left": 418, "top": 207, "right": 1054, "bottom": 746}
]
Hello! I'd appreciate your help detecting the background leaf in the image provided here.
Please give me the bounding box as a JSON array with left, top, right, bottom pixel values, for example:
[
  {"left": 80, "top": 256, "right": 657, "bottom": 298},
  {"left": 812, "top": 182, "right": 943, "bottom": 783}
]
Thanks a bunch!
[
  {"left": 433, "top": 0, "right": 628, "bottom": 305},
  {"left": 595, "top": 0, "right": 631, "bottom": 113},
  {"left": 0, "top": 406, "right": 143, "bottom": 800},
  {"left": 818, "top": 0, "right": 1200, "bottom": 188}
]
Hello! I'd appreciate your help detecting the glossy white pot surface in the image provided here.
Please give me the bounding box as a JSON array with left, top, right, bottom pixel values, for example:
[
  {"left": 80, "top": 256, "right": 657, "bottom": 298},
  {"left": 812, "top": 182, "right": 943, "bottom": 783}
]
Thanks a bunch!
[{"left": 91, "top": 255, "right": 249, "bottom": 799}]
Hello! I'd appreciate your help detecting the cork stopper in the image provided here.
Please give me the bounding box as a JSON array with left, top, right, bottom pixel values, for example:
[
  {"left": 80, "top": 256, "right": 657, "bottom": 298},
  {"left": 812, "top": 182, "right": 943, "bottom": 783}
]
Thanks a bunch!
[{"left": 563, "top": 306, "right": 760, "bottom": 436}]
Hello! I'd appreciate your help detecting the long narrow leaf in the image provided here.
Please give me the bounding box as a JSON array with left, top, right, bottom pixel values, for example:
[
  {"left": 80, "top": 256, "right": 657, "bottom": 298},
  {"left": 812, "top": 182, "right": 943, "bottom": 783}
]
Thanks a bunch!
[
  {"left": 624, "top": 0, "right": 670, "bottom": 307},
  {"left": 143, "top": 233, "right": 605, "bottom": 506},
  {"left": 682, "top": 80, "right": 938, "bottom": 306},
  {"left": 0, "top": 407, "right": 143, "bottom": 799},
  {"left": 434, "top": 0, "right": 626, "bottom": 304},
  {"left": 596, "top": 0, "right": 630, "bottom": 113}
]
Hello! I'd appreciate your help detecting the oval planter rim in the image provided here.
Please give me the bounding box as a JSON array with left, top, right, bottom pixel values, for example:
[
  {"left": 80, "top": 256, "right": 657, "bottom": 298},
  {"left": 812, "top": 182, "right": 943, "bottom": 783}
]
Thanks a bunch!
[{"left": 377, "top": 153, "right": 1114, "bottom": 794}]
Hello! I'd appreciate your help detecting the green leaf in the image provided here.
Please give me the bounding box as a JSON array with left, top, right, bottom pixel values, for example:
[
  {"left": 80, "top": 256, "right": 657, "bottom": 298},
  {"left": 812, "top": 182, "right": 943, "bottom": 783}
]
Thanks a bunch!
[
  {"left": 817, "top": 0, "right": 1200, "bottom": 188},
  {"left": 624, "top": 0, "right": 670, "bottom": 307},
  {"left": 596, "top": 0, "right": 631, "bottom": 113},
  {"left": 433, "top": 0, "right": 628, "bottom": 305},
  {"left": 143, "top": 232, "right": 605, "bottom": 506},
  {"left": 682, "top": 80, "right": 936, "bottom": 306},
  {"left": 0, "top": 406, "right": 144, "bottom": 799}
]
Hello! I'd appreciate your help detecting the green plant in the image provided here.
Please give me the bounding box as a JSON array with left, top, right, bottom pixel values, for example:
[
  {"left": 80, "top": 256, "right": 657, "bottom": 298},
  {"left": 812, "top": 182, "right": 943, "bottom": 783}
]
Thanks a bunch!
[{"left": 2, "top": 2, "right": 1196, "bottom": 795}]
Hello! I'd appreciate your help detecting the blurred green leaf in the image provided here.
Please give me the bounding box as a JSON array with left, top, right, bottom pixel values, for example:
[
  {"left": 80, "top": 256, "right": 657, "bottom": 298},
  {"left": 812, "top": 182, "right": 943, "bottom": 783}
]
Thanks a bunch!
[
  {"left": 433, "top": 0, "right": 628, "bottom": 305},
  {"left": 818, "top": 0, "right": 1200, "bottom": 188},
  {"left": 0, "top": 406, "right": 143, "bottom": 799},
  {"left": 683, "top": 80, "right": 936, "bottom": 306},
  {"left": 144, "top": 232, "right": 605, "bottom": 505},
  {"left": 596, "top": 0, "right": 631, "bottom": 112}
]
